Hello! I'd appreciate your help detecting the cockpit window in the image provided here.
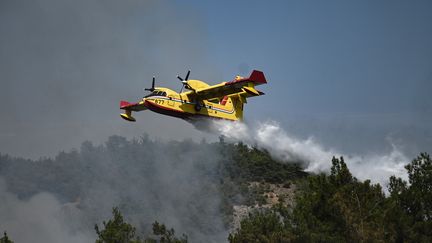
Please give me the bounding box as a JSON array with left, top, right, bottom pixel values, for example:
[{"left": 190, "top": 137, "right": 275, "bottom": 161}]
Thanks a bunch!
[{"left": 144, "top": 90, "right": 167, "bottom": 98}]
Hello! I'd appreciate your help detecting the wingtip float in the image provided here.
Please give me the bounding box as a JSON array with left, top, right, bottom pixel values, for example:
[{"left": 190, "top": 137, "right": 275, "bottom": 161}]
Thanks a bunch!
[
  {"left": 120, "top": 109, "right": 136, "bottom": 122},
  {"left": 120, "top": 70, "right": 267, "bottom": 124}
]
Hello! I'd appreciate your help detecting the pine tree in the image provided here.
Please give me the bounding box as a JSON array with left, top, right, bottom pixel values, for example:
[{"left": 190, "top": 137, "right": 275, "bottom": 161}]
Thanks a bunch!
[
  {"left": 0, "top": 232, "right": 13, "bottom": 243},
  {"left": 94, "top": 207, "right": 142, "bottom": 243},
  {"left": 387, "top": 153, "right": 432, "bottom": 242},
  {"left": 151, "top": 221, "right": 188, "bottom": 243}
]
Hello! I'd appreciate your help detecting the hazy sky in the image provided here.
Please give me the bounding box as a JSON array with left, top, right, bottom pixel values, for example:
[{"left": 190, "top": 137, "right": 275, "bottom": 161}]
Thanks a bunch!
[{"left": 1, "top": 0, "right": 431, "bottom": 158}]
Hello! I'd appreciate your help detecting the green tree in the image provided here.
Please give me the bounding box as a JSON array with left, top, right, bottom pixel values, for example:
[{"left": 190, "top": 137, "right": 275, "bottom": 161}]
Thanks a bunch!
[
  {"left": 0, "top": 232, "right": 13, "bottom": 243},
  {"left": 387, "top": 152, "right": 432, "bottom": 242},
  {"left": 95, "top": 207, "right": 142, "bottom": 243},
  {"left": 150, "top": 221, "right": 187, "bottom": 243},
  {"left": 291, "top": 157, "right": 389, "bottom": 242},
  {"left": 330, "top": 156, "right": 353, "bottom": 186},
  {"left": 404, "top": 153, "right": 432, "bottom": 221},
  {"left": 290, "top": 173, "right": 347, "bottom": 242}
]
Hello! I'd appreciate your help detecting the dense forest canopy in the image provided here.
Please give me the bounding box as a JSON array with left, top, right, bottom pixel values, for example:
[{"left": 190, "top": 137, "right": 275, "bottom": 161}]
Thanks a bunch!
[{"left": 0, "top": 135, "right": 430, "bottom": 242}]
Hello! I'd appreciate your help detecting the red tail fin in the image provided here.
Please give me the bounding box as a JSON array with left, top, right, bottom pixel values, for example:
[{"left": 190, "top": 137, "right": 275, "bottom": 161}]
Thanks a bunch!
[
  {"left": 120, "top": 100, "right": 140, "bottom": 109},
  {"left": 249, "top": 70, "right": 267, "bottom": 85}
]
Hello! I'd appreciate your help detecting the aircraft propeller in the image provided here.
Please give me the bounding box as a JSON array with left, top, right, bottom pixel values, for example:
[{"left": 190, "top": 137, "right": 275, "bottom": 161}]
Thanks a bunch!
[
  {"left": 177, "top": 70, "right": 191, "bottom": 94},
  {"left": 144, "top": 76, "right": 156, "bottom": 92}
]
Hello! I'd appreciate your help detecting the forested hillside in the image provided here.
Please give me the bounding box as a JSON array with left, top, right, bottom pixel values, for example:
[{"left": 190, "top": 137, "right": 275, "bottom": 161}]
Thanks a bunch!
[
  {"left": 0, "top": 135, "right": 430, "bottom": 242},
  {"left": 229, "top": 154, "right": 432, "bottom": 242},
  {"left": 0, "top": 135, "right": 305, "bottom": 242}
]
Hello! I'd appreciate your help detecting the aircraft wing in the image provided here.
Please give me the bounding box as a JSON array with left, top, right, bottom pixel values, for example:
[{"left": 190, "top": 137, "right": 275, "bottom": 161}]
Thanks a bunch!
[{"left": 188, "top": 70, "right": 267, "bottom": 101}]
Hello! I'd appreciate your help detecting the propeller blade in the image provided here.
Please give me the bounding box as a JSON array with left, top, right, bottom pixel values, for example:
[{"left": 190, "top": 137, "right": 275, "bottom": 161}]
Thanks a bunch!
[
  {"left": 185, "top": 70, "right": 190, "bottom": 81},
  {"left": 178, "top": 70, "right": 191, "bottom": 95},
  {"left": 145, "top": 76, "right": 156, "bottom": 91}
]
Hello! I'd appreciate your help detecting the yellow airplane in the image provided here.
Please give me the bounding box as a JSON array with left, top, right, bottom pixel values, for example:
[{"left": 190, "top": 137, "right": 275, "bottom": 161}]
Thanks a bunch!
[{"left": 120, "top": 70, "right": 267, "bottom": 123}]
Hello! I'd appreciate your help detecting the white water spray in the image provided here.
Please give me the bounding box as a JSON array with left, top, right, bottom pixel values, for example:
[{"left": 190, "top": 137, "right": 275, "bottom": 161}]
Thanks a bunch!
[{"left": 214, "top": 120, "right": 408, "bottom": 187}]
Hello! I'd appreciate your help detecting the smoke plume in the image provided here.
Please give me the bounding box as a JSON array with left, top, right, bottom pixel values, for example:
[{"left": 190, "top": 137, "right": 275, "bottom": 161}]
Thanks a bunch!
[
  {"left": 0, "top": 136, "right": 228, "bottom": 243},
  {"left": 214, "top": 120, "right": 409, "bottom": 186},
  {"left": 0, "top": 178, "right": 94, "bottom": 243}
]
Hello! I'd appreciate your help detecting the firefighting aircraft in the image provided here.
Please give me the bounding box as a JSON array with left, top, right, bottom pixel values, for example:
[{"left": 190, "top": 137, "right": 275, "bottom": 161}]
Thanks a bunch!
[{"left": 119, "top": 70, "right": 267, "bottom": 122}]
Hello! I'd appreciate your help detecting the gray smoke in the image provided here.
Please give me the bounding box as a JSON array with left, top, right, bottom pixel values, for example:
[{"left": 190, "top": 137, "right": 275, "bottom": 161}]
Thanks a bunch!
[
  {"left": 0, "top": 136, "right": 228, "bottom": 242},
  {"left": 0, "top": 178, "right": 94, "bottom": 243},
  {"left": 214, "top": 120, "right": 409, "bottom": 187},
  {"left": 0, "top": 0, "right": 220, "bottom": 158}
]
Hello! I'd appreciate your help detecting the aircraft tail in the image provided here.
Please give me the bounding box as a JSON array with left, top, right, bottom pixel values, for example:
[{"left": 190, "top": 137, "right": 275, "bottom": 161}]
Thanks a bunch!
[{"left": 248, "top": 70, "right": 267, "bottom": 85}]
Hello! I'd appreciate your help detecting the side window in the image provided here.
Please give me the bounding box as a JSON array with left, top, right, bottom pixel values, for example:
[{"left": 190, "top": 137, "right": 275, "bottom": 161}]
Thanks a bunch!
[{"left": 208, "top": 99, "right": 219, "bottom": 104}]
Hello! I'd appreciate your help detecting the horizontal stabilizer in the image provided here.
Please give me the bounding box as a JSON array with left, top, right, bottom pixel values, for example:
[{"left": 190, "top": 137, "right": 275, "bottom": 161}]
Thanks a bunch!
[
  {"left": 242, "top": 86, "right": 260, "bottom": 96},
  {"left": 225, "top": 70, "right": 267, "bottom": 86}
]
